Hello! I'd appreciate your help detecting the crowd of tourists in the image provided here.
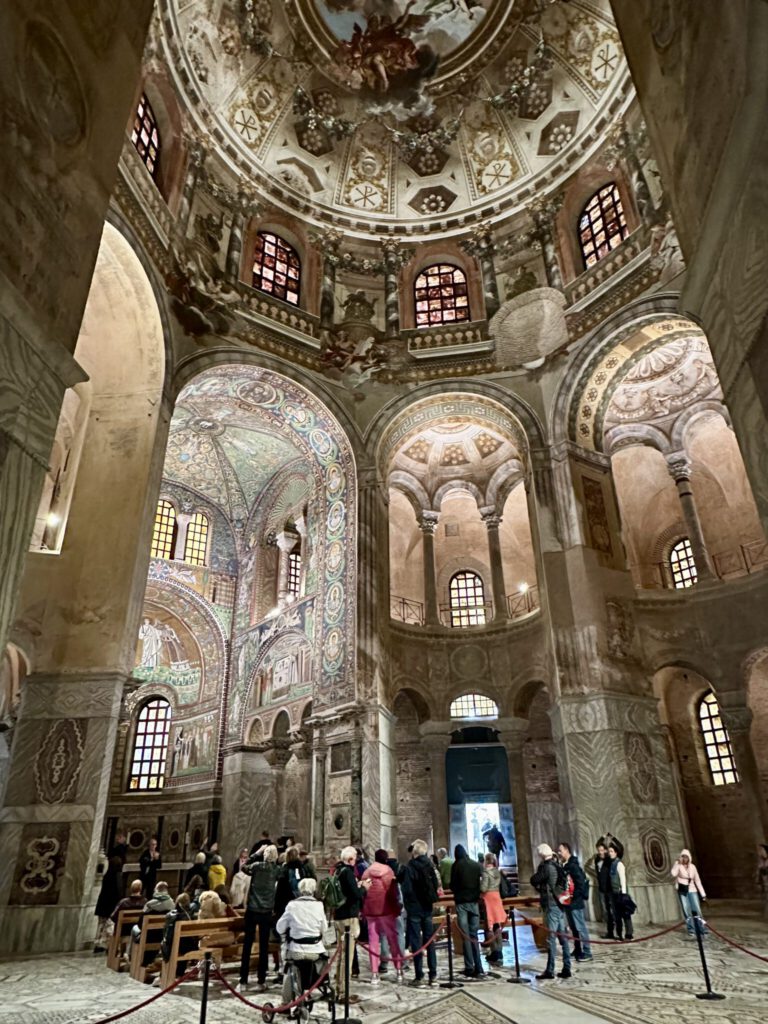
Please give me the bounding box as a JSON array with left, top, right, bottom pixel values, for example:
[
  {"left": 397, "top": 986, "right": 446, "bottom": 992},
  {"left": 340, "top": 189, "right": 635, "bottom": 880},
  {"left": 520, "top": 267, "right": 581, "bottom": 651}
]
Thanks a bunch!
[{"left": 92, "top": 826, "right": 724, "bottom": 1002}]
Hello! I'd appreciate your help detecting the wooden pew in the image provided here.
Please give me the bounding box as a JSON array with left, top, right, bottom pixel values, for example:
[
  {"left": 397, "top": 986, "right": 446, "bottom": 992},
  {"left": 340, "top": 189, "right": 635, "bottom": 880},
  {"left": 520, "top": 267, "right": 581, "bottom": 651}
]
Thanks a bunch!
[
  {"left": 159, "top": 916, "right": 245, "bottom": 989},
  {"left": 107, "top": 909, "right": 142, "bottom": 971},
  {"left": 129, "top": 914, "right": 167, "bottom": 983}
]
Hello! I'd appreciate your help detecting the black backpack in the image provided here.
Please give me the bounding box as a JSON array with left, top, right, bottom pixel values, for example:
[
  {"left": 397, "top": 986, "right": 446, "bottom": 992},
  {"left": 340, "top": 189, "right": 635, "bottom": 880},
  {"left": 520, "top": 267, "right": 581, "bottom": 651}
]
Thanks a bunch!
[{"left": 411, "top": 858, "right": 439, "bottom": 908}]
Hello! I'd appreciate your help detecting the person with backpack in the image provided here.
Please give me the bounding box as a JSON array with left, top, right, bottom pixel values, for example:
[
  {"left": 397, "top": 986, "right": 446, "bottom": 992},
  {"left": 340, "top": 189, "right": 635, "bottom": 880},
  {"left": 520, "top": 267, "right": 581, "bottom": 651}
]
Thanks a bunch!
[
  {"left": 332, "top": 845, "right": 371, "bottom": 1004},
  {"left": 398, "top": 839, "right": 440, "bottom": 987},
  {"left": 361, "top": 849, "right": 405, "bottom": 984},
  {"left": 238, "top": 843, "right": 279, "bottom": 994},
  {"left": 159, "top": 891, "right": 195, "bottom": 980},
  {"left": 607, "top": 842, "right": 633, "bottom": 941},
  {"left": 480, "top": 853, "right": 507, "bottom": 964},
  {"left": 530, "top": 843, "right": 572, "bottom": 980},
  {"left": 450, "top": 844, "right": 485, "bottom": 979},
  {"left": 274, "top": 846, "right": 305, "bottom": 921},
  {"left": 558, "top": 842, "right": 593, "bottom": 961}
]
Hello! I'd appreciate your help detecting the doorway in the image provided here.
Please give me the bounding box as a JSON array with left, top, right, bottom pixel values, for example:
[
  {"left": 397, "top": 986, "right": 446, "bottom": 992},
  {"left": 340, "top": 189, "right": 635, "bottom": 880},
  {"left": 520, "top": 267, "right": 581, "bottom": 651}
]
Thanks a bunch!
[{"left": 465, "top": 801, "right": 499, "bottom": 860}]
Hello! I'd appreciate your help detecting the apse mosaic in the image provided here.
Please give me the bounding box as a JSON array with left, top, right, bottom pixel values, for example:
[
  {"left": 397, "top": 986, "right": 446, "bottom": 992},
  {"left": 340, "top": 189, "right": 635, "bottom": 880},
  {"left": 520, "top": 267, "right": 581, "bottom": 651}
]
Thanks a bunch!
[{"left": 169, "top": 711, "right": 217, "bottom": 777}]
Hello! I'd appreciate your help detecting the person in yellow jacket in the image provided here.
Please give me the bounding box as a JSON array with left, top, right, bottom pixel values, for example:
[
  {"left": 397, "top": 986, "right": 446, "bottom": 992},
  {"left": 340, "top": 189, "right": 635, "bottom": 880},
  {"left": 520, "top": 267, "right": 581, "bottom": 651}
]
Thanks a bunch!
[{"left": 208, "top": 854, "right": 227, "bottom": 889}]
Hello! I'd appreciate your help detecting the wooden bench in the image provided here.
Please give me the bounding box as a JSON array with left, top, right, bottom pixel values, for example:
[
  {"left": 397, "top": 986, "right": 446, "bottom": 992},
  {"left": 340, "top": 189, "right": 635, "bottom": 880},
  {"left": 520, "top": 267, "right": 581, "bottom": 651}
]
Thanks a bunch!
[
  {"left": 160, "top": 916, "right": 245, "bottom": 989},
  {"left": 129, "top": 914, "right": 167, "bottom": 983},
  {"left": 107, "top": 909, "right": 142, "bottom": 971}
]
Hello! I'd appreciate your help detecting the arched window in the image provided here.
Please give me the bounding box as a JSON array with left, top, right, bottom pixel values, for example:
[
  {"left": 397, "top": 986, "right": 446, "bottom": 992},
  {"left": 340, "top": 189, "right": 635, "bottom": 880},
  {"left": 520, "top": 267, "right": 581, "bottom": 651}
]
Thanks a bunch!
[
  {"left": 578, "top": 183, "right": 628, "bottom": 268},
  {"left": 131, "top": 93, "right": 161, "bottom": 179},
  {"left": 414, "top": 263, "right": 470, "bottom": 328},
  {"left": 448, "top": 571, "right": 486, "bottom": 627},
  {"left": 252, "top": 232, "right": 301, "bottom": 305},
  {"left": 698, "top": 692, "right": 739, "bottom": 786},
  {"left": 287, "top": 550, "right": 302, "bottom": 599},
  {"left": 128, "top": 698, "right": 171, "bottom": 791},
  {"left": 450, "top": 693, "right": 499, "bottom": 719},
  {"left": 669, "top": 537, "right": 697, "bottom": 589},
  {"left": 150, "top": 499, "right": 177, "bottom": 560},
  {"left": 184, "top": 512, "right": 209, "bottom": 566}
]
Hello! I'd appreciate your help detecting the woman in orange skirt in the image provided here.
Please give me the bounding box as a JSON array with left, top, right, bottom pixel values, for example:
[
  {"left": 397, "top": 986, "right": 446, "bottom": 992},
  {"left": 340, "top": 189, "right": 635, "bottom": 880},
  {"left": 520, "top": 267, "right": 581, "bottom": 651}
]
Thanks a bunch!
[{"left": 480, "top": 853, "right": 507, "bottom": 964}]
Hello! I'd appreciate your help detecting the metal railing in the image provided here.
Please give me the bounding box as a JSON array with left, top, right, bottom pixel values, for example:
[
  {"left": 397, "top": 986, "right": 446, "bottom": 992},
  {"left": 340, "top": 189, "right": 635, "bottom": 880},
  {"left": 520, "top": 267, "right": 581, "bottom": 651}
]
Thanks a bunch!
[
  {"left": 648, "top": 540, "right": 768, "bottom": 589},
  {"left": 506, "top": 584, "right": 540, "bottom": 619},
  {"left": 389, "top": 595, "right": 425, "bottom": 625},
  {"left": 439, "top": 602, "right": 494, "bottom": 628}
]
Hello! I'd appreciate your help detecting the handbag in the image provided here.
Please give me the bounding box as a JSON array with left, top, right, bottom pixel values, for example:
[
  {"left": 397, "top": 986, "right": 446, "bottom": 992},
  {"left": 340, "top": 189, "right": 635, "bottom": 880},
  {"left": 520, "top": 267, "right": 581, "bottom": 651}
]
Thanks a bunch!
[
  {"left": 499, "top": 872, "right": 512, "bottom": 899},
  {"left": 621, "top": 893, "right": 637, "bottom": 916}
]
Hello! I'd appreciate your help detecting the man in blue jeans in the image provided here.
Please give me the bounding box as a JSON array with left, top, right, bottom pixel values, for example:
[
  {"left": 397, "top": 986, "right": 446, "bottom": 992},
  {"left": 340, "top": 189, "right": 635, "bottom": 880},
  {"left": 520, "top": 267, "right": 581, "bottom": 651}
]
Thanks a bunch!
[
  {"left": 531, "top": 843, "right": 572, "bottom": 980},
  {"left": 398, "top": 839, "right": 439, "bottom": 986},
  {"left": 450, "top": 845, "right": 485, "bottom": 979},
  {"left": 558, "top": 842, "right": 593, "bottom": 962}
]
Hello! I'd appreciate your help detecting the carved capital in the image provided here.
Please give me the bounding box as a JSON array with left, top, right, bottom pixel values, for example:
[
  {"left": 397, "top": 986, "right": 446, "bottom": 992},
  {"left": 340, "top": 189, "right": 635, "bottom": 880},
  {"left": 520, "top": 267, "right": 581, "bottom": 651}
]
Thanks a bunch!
[
  {"left": 666, "top": 452, "right": 691, "bottom": 482},
  {"left": 417, "top": 510, "right": 439, "bottom": 535},
  {"left": 480, "top": 507, "right": 502, "bottom": 530}
]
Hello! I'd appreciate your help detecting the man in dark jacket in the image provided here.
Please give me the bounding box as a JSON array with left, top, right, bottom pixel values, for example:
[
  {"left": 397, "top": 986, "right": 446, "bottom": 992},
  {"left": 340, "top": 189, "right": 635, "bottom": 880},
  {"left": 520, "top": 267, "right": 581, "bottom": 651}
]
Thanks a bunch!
[
  {"left": 594, "top": 838, "right": 615, "bottom": 938},
  {"left": 398, "top": 839, "right": 439, "bottom": 986},
  {"left": 530, "top": 843, "right": 571, "bottom": 980},
  {"left": 239, "top": 844, "right": 279, "bottom": 994},
  {"left": 334, "top": 845, "right": 371, "bottom": 1003},
  {"left": 558, "top": 842, "right": 592, "bottom": 961},
  {"left": 138, "top": 837, "right": 161, "bottom": 896},
  {"left": 450, "top": 845, "right": 484, "bottom": 978}
]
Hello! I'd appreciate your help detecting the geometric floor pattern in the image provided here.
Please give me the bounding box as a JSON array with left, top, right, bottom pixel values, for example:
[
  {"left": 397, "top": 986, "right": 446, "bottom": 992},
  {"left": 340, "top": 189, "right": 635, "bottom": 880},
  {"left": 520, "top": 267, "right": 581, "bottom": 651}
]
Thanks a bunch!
[{"left": 0, "top": 903, "right": 765, "bottom": 1024}]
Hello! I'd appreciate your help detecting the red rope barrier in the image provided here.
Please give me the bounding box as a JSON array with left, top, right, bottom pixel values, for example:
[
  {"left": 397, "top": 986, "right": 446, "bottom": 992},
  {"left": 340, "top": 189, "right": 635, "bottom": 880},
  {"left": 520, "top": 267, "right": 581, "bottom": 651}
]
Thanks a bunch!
[
  {"left": 87, "top": 966, "right": 200, "bottom": 1023},
  {"left": 706, "top": 924, "right": 768, "bottom": 964},
  {"left": 215, "top": 941, "right": 343, "bottom": 1013},
  {"left": 357, "top": 918, "right": 446, "bottom": 962},
  {"left": 516, "top": 913, "right": 686, "bottom": 945}
]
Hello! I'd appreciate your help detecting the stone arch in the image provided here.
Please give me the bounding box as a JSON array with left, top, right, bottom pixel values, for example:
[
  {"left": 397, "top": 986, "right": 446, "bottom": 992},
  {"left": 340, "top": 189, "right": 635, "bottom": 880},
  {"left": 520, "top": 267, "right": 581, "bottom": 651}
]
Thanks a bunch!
[
  {"left": 433, "top": 480, "right": 484, "bottom": 510},
  {"left": 389, "top": 471, "right": 432, "bottom": 515},
  {"left": 485, "top": 460, "right": 526, "bottom": 511}
]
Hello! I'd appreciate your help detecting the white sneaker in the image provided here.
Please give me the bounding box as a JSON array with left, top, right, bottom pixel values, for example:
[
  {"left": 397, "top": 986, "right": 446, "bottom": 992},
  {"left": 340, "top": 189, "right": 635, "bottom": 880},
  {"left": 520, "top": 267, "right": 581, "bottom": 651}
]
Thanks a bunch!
[
  {"left": 235, "top": 982, "right": 248, "bottom": 994},
  {"left": 396, "top": 970, "right": 405, "bottom": 984},
  {"left": 370, "top": 974, "right": 380, "bottom": 986}
]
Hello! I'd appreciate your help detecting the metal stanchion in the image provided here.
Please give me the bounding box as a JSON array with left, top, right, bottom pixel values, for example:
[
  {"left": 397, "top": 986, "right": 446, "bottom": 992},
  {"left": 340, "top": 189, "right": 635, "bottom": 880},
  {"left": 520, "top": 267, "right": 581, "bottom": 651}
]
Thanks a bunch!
[
  {"left": 439, "top": 908, "right": 463, "bottom": 989},
  {"left": 507, "top": 908, "right": 531, "bottom": 984},
  {"left": 341, "top": 924, "right": 363, "bottom": 1024},
  {"left": 692, "top": 911, "right": 725, "bottom": 1001},
  {"left": 199, "top": 951, "right": 212, "bottom": 1024}
]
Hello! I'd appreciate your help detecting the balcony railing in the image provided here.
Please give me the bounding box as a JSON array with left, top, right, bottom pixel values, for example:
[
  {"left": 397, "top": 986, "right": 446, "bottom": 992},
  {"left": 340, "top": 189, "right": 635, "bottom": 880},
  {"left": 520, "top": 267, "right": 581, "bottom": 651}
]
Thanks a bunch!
[
  {"left": 643, "top": 540, "right": 768, "bottom": 589},
  {"left": 506, "top": 584, "right": 540, "bottom": 619},
  {"left": 390, "top": 595, "right": 425, "bottom": 625},
  {"left": 439, "top": 602, "right": 494, "bottom": 628},
  {"left": 404, "top": 320, "right": 493, "bottom": 359}
]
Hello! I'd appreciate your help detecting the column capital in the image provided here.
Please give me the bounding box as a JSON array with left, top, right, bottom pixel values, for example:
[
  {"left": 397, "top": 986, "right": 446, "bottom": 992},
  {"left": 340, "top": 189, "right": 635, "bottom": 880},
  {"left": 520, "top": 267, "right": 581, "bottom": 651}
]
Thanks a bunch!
[
  {"left": 418, "top": 721, "right": 453, "bottom": 752},
  {"left": 718, "top": 701, "right": 753, "bottom": 735},
  {"left": 417, "top": 510, "right": 439, "bottom": 535},
  {"left": 275, "top": 529, "right": 299, "bottom": 553},
  {"left": 666, "top": 452, "right": 692, "bottom": 481},
  {"left": 480, "top": 506, "right": 502, "bottom": 529}
]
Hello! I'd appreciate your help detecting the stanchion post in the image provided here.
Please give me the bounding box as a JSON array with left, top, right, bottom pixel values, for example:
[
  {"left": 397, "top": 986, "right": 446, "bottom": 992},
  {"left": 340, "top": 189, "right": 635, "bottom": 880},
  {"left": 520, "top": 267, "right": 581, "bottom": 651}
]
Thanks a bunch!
[
  {"left": 341, "top": 923, "right": 363, "bottom": 1024},
  {"left": 199, "top": 950, "right": 212, "bottom": 1024},
  {"left": 692, "top": 911, "right": 725, "bottom": 1001},
  {"left": 507, "top": 908, "right": 531, "bottom": 984},
  {"left": 440, "top": 907, "right": 463, "bottom": 989}
]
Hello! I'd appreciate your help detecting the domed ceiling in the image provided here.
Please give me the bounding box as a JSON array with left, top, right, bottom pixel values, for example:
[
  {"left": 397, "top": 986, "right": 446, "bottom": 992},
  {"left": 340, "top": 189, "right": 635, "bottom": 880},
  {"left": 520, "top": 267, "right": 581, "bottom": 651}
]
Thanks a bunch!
[{"left": 159, "top": 0, "right": 630, "bottom": 240}]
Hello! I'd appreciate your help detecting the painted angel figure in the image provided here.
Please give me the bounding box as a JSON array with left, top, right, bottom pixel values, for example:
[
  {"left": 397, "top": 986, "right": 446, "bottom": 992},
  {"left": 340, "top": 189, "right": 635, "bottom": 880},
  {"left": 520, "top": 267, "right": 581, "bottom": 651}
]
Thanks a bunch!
[{"left": 138, "top": 618, "right": 163, "bottom": 669}]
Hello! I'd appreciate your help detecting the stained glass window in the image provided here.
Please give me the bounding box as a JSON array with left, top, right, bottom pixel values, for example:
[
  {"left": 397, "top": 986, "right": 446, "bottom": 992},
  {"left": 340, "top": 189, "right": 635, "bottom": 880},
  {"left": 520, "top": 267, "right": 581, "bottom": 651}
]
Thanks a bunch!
[
  {"left": 448, "top": 571, "right": 486, "bottom": 627},
  {"left": 150, "top": 500, "right": 177, "bottom": 560},
  {"left": 450, "top": 693, "right": 499, "bottom": 719},
  {"left": 579, "top": 183, "right": 628, "bottom": 268},
  {"left": 252, "top": 232, "right": 301, "bottom": 305},
  {"left": 669, "top": 537, "right": 697, "bottom": 589},
  {"left": 287, "top": 550, "right": 302, "bottom": 598},
  {"left": 128, "top": 699, "right": 171, "bottom": 791},
  {"left": 698, "top": 692, "right": 739, "bottom": 786},
  {"left": 131, "top": 93, "right": 160, "bottom": 179},
  {"left": 184, "top": 512, "right": 209, "bottom": 566},
  {"left": 414, "top": 263, "right": 470, "bottom": 328}
]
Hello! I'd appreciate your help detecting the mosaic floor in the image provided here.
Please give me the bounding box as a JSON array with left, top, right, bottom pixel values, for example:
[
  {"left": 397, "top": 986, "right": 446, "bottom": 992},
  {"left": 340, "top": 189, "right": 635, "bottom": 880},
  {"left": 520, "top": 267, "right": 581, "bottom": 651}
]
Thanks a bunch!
[{"left": 0, "top": 904, "right": 766, "bottom": 1024}]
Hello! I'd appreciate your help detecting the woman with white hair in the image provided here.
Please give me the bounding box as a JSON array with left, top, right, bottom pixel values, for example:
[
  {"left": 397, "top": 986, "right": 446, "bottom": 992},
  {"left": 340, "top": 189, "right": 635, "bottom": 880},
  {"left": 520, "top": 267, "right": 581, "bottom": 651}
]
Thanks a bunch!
[{"left": 276, "top": 877, "right": 328, "bottom": 993}]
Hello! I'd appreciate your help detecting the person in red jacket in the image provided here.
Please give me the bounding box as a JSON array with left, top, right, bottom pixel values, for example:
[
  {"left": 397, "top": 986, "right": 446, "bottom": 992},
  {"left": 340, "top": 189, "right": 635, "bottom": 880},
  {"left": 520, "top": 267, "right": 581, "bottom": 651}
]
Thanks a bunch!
[{"left": 361, "top": 849, "right": 405, "bottom": 984}]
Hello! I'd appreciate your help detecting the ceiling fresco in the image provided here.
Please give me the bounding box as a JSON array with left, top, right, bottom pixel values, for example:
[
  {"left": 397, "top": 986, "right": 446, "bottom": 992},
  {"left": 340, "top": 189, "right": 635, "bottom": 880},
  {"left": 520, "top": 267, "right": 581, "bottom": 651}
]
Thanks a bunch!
[
  {"left": 163, "top": 386, "right": 309, "bottom": 523},
  {"left": 159, "top": 0, "right": 630, "bottom": 238}
]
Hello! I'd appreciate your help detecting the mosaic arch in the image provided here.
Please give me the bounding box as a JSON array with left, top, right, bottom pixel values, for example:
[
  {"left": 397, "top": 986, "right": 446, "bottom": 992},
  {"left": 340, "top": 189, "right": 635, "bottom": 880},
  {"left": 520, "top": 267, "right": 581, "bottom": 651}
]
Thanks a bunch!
[
  {"left": 566, "top": 315, "right": 719, "bottom": 451},
  {"left": 179, "top": 366, "right": 357, "bottom": 710}
]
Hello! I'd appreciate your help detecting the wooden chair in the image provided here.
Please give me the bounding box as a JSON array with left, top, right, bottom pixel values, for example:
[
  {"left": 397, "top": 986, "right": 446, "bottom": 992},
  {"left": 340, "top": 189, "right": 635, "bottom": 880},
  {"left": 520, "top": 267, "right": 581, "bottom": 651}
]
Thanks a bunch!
[
  {"left": 107, "top": 909, "right": 142, "bottom": 971},
  {"left": 129, "top": 914, "right": 168, "bottom": 983}
]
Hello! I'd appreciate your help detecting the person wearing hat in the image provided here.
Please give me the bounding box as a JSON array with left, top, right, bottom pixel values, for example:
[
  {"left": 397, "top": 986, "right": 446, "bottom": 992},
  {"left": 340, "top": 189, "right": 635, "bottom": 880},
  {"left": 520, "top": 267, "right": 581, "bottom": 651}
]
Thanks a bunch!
[{"left": 530, "top": 843, "right": 572, "bottom": 980}]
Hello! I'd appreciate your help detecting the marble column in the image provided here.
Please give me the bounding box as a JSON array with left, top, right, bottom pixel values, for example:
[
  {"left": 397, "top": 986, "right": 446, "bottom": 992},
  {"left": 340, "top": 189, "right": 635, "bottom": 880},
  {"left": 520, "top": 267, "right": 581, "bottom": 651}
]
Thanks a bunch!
[
  {"left": 173, "top": 512, "right": 192, "bottom": 560},
  {"left": 531, "top": 199, "right": 564, "bottom": 290},
  {"left": 310, "top": 738, "right": 328, "bottom": 852},
  {"left": 318, "top": 231, "right": 342, "bottom": 331},
  {"left": 418, "top": 511, "right": 440, "bottom": 626},
  {"left": 480, "top": 507, "right": 507, "bottom": 621},
  {"left": 420, "top": 724, "right": 452, "bottom": 851},
  {"left": 719, "top": 698, "right": 768, "bottom": 842},
  {"left": 381, "top": 239, "right": 403, "bottom": 340},
  {"left": 265, "top": 744, "right": 292, "bottom": 835},
  {"left": 497, "top": 722, "right": 534, "bottom": 890},
  {"left": 225, "top": 188, "right": 251, "bottom": 282},
  {"left": 275, "top": 530, "right": 298, "bottom": 604},
  {"left": 665, "top": 453, "right": 716, "bottom": 581},
  {"left": 349, "top": 729, "right": 363, "bottom": 846},
  {"left": 177, "top": 141, "right": 206, "bottom": 237},
  {"left": 461, "top": 230, "right": 500, "bottom": 320}
]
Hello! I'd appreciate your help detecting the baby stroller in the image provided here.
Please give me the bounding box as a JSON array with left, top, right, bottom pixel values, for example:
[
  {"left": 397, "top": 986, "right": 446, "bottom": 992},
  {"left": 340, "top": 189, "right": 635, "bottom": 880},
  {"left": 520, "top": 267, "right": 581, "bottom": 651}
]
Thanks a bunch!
[{"left": 261, "top": 936, "right": 335, "bottom": 1023}]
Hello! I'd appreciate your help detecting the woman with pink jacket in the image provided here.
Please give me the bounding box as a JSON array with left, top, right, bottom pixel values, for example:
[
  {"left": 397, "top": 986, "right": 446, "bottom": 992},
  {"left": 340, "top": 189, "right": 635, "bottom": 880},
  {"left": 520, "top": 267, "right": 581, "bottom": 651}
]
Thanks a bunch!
[
  {"left": 361, "top": 848, "right": 405, "bottom": 984},
  {"left": 671, "top": 849, "right": 707, "bottom": 935}
]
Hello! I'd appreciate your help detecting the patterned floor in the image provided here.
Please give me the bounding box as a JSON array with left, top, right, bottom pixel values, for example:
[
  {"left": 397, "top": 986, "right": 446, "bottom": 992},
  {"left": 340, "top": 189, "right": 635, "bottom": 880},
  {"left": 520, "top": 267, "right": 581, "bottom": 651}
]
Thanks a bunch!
[{"left": 0, "top": 905, "right": 765, "bottom": 1024}]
